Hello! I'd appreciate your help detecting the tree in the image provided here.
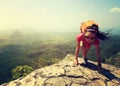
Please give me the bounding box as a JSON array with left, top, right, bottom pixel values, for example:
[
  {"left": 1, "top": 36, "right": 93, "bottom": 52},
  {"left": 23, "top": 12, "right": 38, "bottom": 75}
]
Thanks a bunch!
[
  {"left": 31, "top": 58, "right": 48, "bottom": 69},
  {"left": 11, "top": 65, "right": 33, "bottom": 80}
]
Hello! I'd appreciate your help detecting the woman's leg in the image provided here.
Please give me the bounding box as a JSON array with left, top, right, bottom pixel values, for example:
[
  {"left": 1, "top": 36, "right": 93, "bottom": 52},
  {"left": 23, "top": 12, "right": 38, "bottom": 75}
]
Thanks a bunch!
[
  {"left": 81, "top": 45, "right": 90, "bottom": 64},
  {"left": 81, "top": 45, "right": 90, "bottom": 58}
]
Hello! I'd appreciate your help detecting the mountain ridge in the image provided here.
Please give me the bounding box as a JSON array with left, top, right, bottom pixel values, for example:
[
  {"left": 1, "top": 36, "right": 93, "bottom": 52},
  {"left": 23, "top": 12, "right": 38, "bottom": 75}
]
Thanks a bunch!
[{"left": 1, "top": 54, "right": 120, "bottom": 86}]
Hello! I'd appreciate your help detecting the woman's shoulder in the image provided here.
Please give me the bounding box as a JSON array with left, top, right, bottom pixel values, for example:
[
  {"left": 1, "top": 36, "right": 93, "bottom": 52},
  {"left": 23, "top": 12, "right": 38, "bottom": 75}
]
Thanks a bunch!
[{"left": 76, "top": 33, "right": 84, "bottom": 42}]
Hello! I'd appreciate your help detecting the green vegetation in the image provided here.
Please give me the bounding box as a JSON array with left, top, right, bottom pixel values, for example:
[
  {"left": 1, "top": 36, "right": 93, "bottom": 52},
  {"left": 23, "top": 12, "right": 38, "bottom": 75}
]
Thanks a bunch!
[
  {"left": 11, "top": 65, "right": 33, "bottom": 80},
  {"left": 0, "top": 31, "right": 120, "bottom": 84}
]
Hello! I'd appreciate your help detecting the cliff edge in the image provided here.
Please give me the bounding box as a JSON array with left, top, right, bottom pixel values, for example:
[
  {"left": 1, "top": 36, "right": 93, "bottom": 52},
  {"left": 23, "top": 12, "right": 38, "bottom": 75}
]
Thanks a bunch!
[{"left": 1, "top": 54, "right": 120, "bottom": 86}]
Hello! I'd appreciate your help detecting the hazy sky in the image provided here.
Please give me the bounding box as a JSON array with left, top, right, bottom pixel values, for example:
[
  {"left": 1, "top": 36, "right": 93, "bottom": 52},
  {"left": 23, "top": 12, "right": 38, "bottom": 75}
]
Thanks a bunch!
[{"left": 0, "top": 0, "right": 120, "bottom": 32}]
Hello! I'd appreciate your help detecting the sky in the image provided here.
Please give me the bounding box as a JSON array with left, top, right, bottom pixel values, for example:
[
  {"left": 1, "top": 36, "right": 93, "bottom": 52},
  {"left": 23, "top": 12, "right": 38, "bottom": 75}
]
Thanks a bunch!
[{"left": 0, "top": 0, "right": 120, "bottom": 32}]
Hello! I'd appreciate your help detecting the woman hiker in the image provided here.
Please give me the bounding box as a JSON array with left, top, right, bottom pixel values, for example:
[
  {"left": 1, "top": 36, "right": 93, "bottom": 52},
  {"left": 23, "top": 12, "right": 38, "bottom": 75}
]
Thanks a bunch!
[{"left": 74, "top": 20, "right": 109, "bottom": 70}]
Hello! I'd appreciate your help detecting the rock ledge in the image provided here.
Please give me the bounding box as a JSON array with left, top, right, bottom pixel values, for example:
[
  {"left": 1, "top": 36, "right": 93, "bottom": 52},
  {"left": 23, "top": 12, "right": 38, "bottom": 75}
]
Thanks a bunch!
[{"left": 1, "top": 54, "right": 120, "bottom": 86}]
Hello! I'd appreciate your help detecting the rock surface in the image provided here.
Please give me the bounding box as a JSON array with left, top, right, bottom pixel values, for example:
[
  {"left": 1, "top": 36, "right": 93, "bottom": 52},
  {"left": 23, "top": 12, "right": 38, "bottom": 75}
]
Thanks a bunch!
[{"left": 1, "top": 54, "right": 120, "bottom": 86}]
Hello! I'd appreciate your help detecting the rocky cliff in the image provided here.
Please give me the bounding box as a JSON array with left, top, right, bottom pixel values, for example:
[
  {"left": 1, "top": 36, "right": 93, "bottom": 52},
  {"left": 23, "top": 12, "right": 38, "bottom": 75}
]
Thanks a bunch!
[{"left": 1, "top": 54, "right": 120, "bottom": 86}]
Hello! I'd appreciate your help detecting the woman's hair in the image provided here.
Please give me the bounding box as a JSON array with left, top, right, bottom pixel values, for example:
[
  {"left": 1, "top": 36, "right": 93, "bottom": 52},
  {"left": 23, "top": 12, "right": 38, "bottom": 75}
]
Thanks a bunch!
[
  {"left": 96, "top": 31, "right": 109, "bottom": 40},
  {"left": 80, "top": 20, "right": 98, "bottom": 33},
  {"left": 86, "top": 24, "right": 109, "bottom": 41},
  {"left": 80, "top": 20, "right": 109, "bottom": 41}
]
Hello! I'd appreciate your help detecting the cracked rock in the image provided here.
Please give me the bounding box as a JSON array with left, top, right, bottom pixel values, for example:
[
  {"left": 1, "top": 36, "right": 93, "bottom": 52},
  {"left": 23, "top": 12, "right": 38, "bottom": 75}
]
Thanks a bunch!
[{"left": 1, "top": 54, "right": 120, "bottom": 86}]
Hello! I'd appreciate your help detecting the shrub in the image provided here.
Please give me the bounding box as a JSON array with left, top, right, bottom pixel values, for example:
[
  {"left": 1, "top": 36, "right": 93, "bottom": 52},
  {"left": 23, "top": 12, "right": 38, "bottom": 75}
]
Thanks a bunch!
[{"left": 11, "top": 65, "right": 33, "bottom": 80}]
